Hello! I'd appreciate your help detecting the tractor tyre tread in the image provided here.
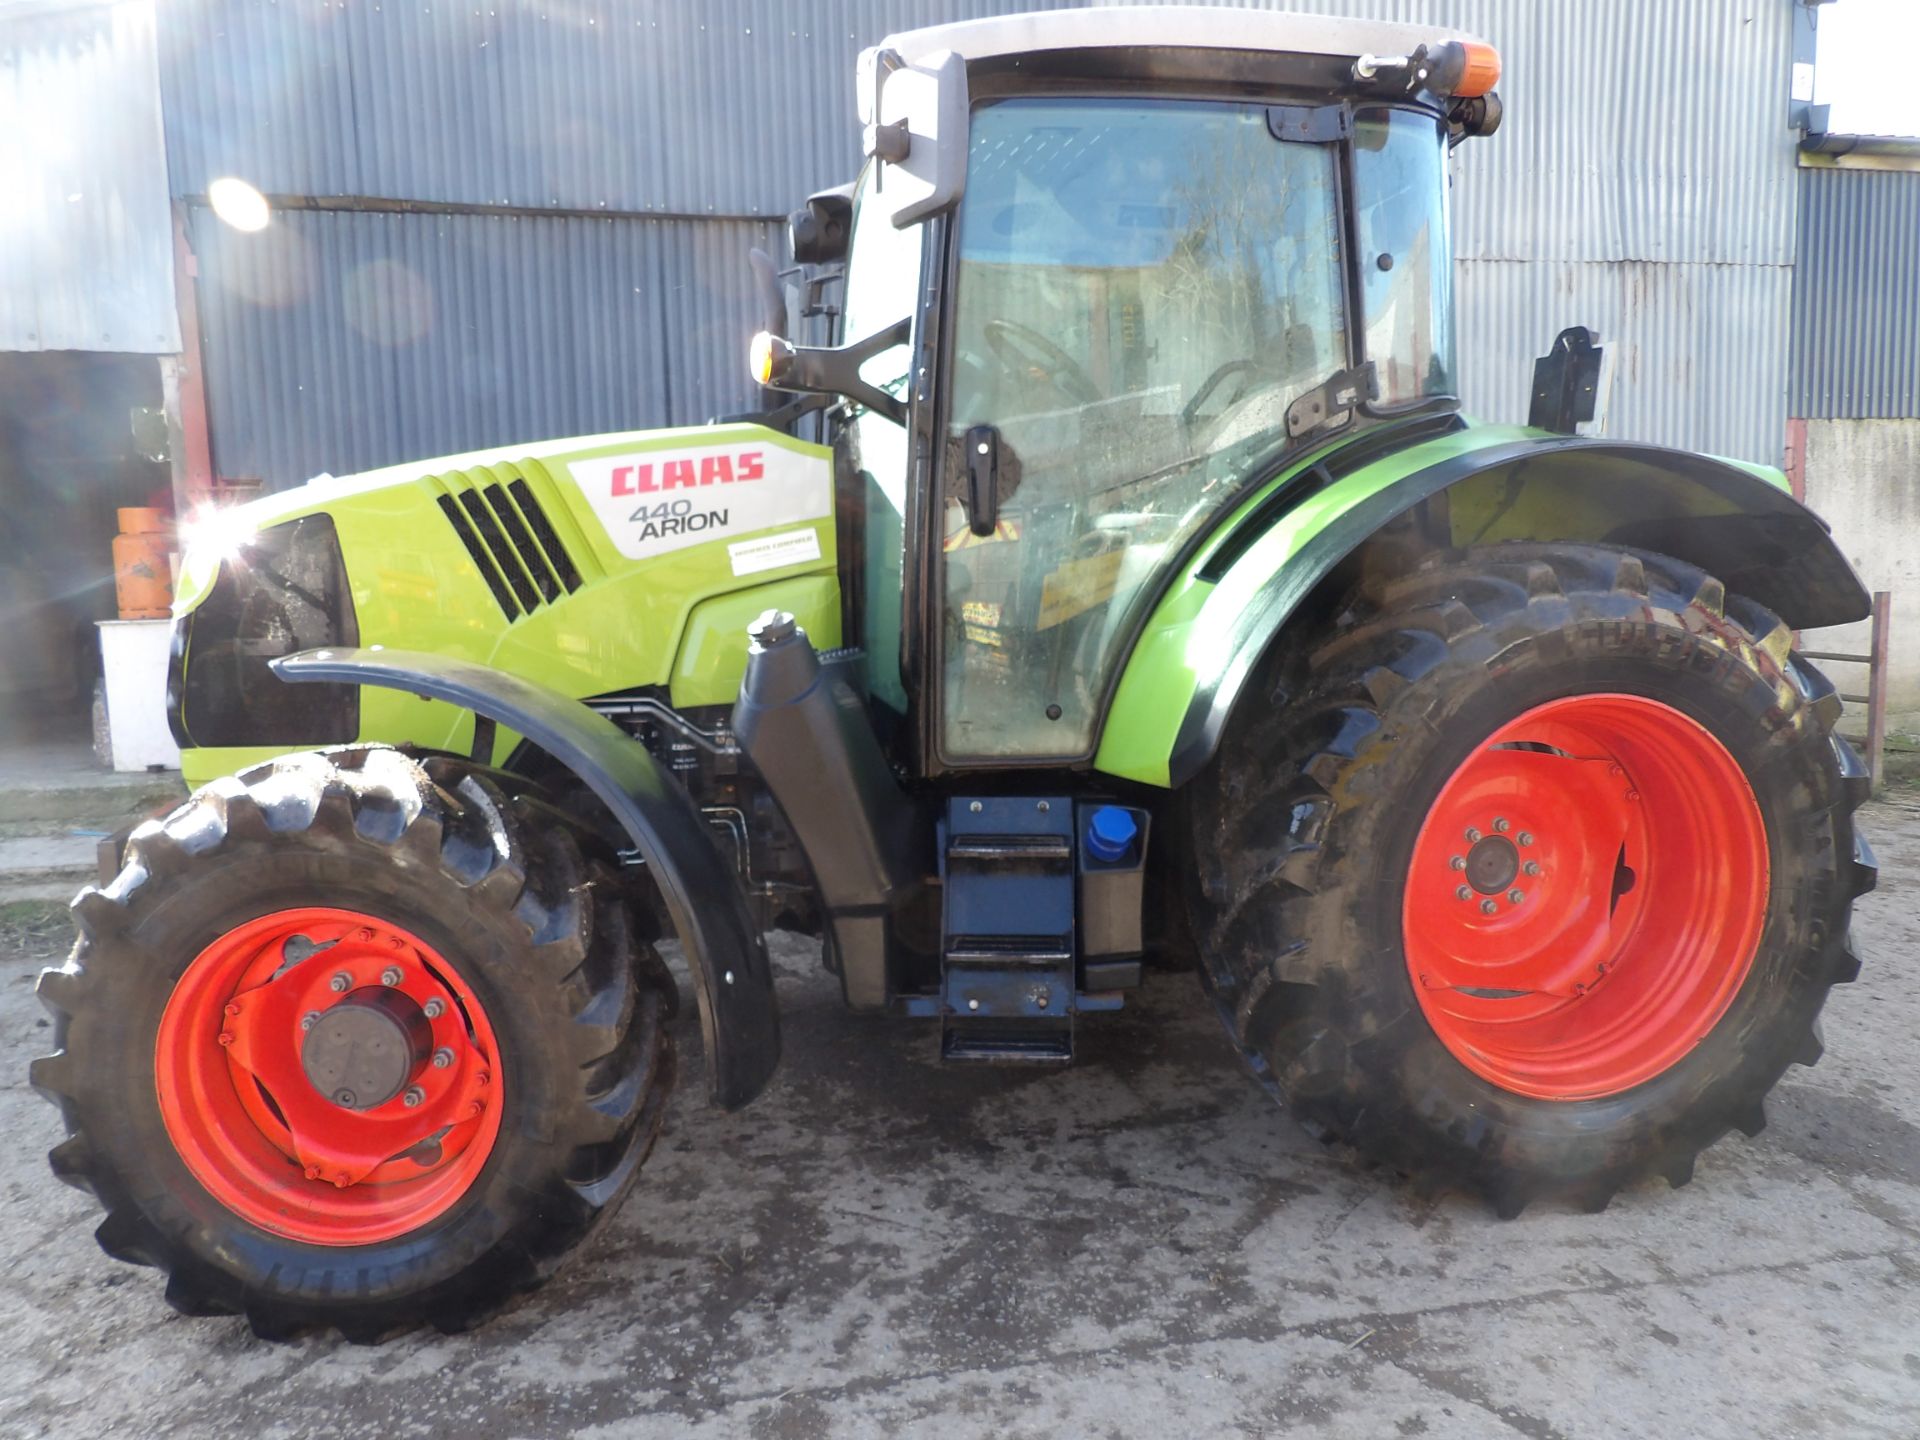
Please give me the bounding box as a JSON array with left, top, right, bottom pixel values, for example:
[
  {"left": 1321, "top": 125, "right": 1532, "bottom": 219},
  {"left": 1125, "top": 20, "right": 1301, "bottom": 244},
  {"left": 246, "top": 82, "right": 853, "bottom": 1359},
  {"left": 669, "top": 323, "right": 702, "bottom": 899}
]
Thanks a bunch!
[
  {"left": 33, "top": 743, "right": 677, "bottom": 1341},
  {"left": 1185, "top": 540, "right": 1872, "bottom": 1215}
]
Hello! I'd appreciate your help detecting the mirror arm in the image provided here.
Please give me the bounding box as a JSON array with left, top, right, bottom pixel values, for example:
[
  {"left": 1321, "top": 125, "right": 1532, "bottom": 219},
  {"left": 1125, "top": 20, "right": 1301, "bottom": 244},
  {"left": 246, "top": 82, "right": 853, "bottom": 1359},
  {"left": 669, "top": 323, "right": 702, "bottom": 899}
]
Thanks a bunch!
[{"left": 760, "top": 318, "right": 910, "bottom": 427}]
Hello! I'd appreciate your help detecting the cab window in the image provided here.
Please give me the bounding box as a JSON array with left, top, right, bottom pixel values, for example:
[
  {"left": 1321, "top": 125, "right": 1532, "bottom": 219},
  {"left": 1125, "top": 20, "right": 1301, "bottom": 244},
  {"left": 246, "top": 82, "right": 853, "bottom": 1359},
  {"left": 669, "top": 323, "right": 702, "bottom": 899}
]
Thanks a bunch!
[{"left": 940, "top": 98, "right": 1349, "bottom": 759}]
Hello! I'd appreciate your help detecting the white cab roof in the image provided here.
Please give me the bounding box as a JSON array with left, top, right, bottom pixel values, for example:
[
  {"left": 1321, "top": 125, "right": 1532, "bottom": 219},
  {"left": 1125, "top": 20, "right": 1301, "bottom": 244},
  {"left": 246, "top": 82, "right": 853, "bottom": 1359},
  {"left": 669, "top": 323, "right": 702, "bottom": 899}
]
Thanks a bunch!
[{"left": 883, "top": 6, "right": 1481, "bottom": 66}]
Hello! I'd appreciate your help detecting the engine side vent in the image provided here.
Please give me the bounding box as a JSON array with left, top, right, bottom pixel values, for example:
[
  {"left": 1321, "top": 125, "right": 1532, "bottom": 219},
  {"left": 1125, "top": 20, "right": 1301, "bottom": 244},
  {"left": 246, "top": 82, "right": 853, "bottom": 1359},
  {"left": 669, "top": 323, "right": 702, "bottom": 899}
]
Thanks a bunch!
[
  {"left": 457, "top": 490, "right": 541, "bottom": 613},
  {"left": 436, "top": 493, "right": 521, "bottom": 619},
  {"left": 505, "top": 477, "right": 583, "bottom": 593},
  {"left": 432, "top": 468, "right": 588, "bottom": 621}
]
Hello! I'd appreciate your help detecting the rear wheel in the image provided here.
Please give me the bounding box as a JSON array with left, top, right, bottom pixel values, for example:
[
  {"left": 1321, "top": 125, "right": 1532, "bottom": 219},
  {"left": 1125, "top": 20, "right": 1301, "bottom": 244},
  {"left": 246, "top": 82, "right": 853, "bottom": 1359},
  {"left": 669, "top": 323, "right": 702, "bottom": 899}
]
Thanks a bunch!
[
  {"left": 33, "top": 745, "right": 677, "bottom": 1339},
  {"left": 1187, "top": 542, "right": 1875, "bottom": 1213}
]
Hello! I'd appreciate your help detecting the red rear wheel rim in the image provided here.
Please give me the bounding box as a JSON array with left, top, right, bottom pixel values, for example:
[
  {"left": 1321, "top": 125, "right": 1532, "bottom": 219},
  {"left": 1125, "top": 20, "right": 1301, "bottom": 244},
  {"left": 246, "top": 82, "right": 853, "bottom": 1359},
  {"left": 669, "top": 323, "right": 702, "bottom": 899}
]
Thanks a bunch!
[
  {"left": 1403, "top": 694, "right": 1769, "bottom": 1100},
  {"left": 155, "top": 908, "right": 503, "bottom": 1245}
]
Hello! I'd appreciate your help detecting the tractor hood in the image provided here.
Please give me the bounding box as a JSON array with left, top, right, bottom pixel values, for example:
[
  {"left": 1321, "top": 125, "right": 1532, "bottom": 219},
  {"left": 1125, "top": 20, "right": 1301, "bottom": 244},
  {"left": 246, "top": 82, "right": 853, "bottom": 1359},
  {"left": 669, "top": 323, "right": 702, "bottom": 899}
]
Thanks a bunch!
[
  {"left": 174, "top": 422, "right": 834, "bottom": 618},
  {"left": 167, "top": 422, "right": 841, "bottom": 783}
]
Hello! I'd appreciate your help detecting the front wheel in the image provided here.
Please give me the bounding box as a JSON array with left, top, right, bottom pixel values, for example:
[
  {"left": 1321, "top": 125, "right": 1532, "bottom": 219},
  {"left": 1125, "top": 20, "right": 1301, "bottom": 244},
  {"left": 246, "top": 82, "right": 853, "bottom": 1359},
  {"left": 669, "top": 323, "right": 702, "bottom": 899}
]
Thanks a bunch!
[
  {"left": 1187, "top": 543, "right": 1876, "bottom": 1214},
  {"left": 32, "top": 746, "right": 677, "bottom": 1339}
]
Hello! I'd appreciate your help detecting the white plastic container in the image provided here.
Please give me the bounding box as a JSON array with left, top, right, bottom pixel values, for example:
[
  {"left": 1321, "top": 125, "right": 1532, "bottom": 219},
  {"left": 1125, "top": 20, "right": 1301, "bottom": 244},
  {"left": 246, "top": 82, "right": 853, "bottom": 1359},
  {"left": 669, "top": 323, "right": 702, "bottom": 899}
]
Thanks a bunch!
[{"left": 96, "top": 619, "right": 181, "bottom": 772}]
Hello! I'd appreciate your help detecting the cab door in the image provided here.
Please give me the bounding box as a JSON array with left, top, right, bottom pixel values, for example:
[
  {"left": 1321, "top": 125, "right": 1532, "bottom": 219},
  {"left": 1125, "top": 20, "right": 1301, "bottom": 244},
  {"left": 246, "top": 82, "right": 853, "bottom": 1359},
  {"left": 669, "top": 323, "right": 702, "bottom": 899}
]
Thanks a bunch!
[{"left": 934, "top": 95, "right": 1355, "bottom": 766}]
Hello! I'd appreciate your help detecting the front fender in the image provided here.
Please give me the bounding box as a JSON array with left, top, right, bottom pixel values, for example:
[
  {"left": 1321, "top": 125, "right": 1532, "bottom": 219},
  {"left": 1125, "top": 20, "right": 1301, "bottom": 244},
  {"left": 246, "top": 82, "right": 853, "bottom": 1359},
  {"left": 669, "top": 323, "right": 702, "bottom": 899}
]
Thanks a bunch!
[
  {"left": 1096, "top": 426, "right": 1871, "bottom": 789},
  {"left": 274, "top": 647, "right": 779, "bottom": 1109}
]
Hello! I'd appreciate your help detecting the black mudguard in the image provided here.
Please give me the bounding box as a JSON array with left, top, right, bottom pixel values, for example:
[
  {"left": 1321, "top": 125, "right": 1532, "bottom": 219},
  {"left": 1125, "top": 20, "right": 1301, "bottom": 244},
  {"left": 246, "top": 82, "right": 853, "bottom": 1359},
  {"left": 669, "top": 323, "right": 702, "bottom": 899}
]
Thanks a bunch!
[
  {"left": 274, "top": 647, "right": 778, "bottom": 1109},
  {"left": 1169, "top": 434, "right": 1872, "bottom": 788}
]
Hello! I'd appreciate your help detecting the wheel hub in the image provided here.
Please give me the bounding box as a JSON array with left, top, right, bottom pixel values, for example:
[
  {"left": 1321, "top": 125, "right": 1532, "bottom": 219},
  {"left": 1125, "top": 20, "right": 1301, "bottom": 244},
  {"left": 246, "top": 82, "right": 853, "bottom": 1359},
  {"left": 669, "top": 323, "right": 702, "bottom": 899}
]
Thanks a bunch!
[
  {"left": 1464, "top": 834, "right": 1521, "bottom": 895},
  {"left": 301, "top": 988, "right": 433, "bottom": 1111}
]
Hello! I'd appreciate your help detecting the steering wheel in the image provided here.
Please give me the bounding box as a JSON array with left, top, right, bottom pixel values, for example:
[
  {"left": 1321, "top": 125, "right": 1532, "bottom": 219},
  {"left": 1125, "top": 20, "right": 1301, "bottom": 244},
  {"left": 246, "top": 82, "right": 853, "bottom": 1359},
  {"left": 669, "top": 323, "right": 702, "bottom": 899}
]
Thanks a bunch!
[
  {"left": 1181, "top": 359, "right": 1266, "bottom": 436},
  {"left": 983, "top": 319, "right": 1102, "bottom": 406}
]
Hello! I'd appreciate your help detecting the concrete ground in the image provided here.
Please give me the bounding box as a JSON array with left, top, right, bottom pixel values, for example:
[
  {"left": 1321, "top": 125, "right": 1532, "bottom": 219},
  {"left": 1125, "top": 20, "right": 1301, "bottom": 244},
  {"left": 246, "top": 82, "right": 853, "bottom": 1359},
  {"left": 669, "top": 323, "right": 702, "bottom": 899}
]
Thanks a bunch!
[
  {"left": 0, "top": 739, "right": 183, "bottom": 903},
  {"left": 0, "top": 794, "right": 1916, "bottom": 1439}
]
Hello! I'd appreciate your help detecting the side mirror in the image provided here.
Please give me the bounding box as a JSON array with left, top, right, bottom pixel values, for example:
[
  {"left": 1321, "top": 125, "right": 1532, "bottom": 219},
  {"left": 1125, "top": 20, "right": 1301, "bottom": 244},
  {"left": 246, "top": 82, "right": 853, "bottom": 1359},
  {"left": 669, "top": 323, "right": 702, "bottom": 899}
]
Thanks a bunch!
[
  {"left": 854, "top": 46, "right": 968, "bottom": 228},
  {"left": 789, "top": 184, "right": 855, "bottom": 265}
]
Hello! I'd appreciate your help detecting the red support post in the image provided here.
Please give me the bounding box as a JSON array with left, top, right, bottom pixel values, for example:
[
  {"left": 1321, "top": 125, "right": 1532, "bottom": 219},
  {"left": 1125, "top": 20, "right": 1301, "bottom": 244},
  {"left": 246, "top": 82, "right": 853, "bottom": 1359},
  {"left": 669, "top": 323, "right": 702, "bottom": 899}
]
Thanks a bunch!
[{"left": 168, "top": 202, "right": 215, "bottom": 512}]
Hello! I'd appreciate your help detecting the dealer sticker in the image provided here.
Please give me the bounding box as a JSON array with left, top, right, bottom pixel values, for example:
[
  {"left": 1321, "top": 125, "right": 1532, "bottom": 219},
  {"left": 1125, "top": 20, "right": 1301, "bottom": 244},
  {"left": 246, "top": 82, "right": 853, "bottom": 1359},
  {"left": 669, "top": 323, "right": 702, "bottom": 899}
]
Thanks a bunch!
[
  {"left": 728, "top": 527, "right": 822, "bottom": 576},
  {"left": 565, "top": 440, "right": 831, "bottom": 562}
]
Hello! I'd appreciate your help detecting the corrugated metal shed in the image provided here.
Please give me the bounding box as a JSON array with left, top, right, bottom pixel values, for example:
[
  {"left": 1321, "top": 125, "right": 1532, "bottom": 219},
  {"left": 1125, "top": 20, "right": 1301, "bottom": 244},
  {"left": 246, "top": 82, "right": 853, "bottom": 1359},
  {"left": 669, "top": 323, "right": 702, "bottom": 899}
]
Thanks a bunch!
[
  {"left": 190, "top": 205, "right": 780, "bottom": 484},
  {"left": 0, "top": 0, "right": 177, "bottom": 352},
  {"left": 1255, "top": 0, "right": 1798, "bottom": 462},
  {"left": 1791, "top": 166, "right": 1920, "bottom": 420},
  {"left": 161, "top": 0, "right": 1801, "bottom": 485},
  {"left": 1458, "top": 259, "right": 1794, "bottom": 464},
  {"left": 158, "top": 0, "right": 1042, "bottom": 215}
]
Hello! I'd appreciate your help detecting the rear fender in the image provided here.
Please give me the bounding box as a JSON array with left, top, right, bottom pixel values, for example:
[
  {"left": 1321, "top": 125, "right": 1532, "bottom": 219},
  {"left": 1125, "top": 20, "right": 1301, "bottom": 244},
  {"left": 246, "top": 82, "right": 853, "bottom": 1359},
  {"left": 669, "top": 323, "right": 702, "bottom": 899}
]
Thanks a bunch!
[
  {"left": 274, "top": 647, "right": 779, "bottom": 1109},
  {"left": 1098, "top": 431, "right": 1871, "bottom": 789}
]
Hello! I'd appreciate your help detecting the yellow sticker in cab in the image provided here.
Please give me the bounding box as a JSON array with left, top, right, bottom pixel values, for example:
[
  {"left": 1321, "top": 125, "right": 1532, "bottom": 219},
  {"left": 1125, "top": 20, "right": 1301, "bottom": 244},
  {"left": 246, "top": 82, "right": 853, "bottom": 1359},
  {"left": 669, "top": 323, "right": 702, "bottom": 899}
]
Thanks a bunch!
[{"left": 1037, "top": 549, "right": 1125, "bottom": 631}]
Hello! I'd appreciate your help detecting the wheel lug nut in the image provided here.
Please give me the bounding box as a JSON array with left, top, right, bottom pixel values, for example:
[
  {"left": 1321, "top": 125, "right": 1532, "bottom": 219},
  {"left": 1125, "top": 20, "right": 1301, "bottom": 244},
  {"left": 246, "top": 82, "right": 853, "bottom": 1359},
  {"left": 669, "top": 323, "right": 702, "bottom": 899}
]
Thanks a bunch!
[
  {"left": 432, "top": 1047, "right": 455, "bottom": 1069},
  {"left": 1479, "top": 899, "right": 1498, "bottom": 915},
  {"left": 402, "top": 1086, "right": 425, "bottom": 1108},
  {"left": 423, "top": 998, "right": 446, "bottom": 1020},
  {"left": 300, "top": 1010, "right": 321, "bottom": 1031},
  {"left": 1523, "top": 861, "right": 1541, "bottom": 877},
  {"left": 1493, "top": 817, "right": 1510, "bottom": 833},
  {"left": 1464, "top": 827, "right": 1481, "bottom": 842},
  {"left": 1455, "top": 885, "right": 1472, "bottom": 901},
  {"left": 216, "top": 1031, "right": 234, "bottom": 1046},
  {"left": 329, "top": 972, "right": 352, "bottom": 993},
  {"left": 1508, "top": 889, "right": 1526, "bottom": 905},
  {"left": 1449, "top": 856, "right": 1466, "bottom": 871},
  {"left": 1517, "top": 832, "right": 1534, "bottom": 846},
  {"left": 380, "top": 966, "right": 404, "bottom": 987}
]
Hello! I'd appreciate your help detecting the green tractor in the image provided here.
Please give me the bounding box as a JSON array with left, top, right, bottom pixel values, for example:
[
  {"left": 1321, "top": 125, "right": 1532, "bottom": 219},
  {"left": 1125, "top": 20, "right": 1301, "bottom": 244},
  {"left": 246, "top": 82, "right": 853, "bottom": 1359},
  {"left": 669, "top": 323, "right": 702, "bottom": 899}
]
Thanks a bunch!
[{"left": 35, "top": 8, "right": 1876, "bottom": 1340}]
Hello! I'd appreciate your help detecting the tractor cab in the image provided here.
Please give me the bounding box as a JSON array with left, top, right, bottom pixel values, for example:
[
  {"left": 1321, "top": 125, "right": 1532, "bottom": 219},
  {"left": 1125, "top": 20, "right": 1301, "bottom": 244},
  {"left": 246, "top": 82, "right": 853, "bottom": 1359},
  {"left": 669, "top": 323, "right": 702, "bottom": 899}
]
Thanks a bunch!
[{"left": 755, "top": 9, "right": 1501, "bottom": 772}]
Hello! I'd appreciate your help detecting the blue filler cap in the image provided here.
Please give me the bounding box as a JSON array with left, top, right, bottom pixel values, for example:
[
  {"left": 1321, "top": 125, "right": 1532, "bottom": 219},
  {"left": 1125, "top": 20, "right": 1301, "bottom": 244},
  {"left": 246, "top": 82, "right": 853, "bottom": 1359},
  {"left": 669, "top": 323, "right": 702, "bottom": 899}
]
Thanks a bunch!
[{"left": 1086, "top": 805, "right": 1138, "bottom": 863}]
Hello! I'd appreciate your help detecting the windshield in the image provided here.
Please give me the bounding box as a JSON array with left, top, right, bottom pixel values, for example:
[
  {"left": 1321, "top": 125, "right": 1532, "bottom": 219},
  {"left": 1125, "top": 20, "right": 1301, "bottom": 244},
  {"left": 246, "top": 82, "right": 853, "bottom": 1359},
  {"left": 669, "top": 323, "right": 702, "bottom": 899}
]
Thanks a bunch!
[{"left": 941, "top": 97, "right": 1350, "bottom": 759}]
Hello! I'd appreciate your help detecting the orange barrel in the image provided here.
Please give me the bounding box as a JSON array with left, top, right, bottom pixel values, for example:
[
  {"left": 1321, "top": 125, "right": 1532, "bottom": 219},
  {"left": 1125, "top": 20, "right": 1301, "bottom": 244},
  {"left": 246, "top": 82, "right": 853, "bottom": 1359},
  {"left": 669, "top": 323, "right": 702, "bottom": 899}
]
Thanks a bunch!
[{"left": 112, "top": 507, "right": 173, "bottom": 619}]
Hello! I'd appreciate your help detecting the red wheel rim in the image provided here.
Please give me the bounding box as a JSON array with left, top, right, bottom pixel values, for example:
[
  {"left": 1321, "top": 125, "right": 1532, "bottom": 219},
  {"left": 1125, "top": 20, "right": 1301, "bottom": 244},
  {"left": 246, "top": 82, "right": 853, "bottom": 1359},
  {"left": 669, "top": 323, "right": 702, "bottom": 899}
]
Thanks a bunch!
[
  {"left": 155, "top": 908, "right": 503, "bottom": 1245},
  {"left": 1403, "top": 694, "right": 1768, "bottom": 1100}
]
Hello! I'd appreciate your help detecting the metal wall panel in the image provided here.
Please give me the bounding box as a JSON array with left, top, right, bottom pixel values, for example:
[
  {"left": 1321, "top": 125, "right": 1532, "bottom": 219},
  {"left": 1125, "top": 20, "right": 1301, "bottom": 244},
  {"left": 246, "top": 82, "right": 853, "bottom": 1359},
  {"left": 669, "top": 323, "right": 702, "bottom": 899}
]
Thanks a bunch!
[
  {"left": 1243, "top": 0, "right": 1797, "bottom": 462},
  {"left": 158, "top": 0, "right": 1042, "bottom": 214},
  {"left": 160, "top": 0, "right": 1798, "bottom": 254},
  {"left": 1791, "top": 168, "right": 1920, "bottom": 420},
  {"left": 191, "top": 207, "right": 781, "bottom": 487},
  {"left": 0, "top": 0, "right": 177, "bottom": 352},
  {"left": 1457, "top": 257, "right": 1793, "bottom": 462},
  {"left": 1244, "top": 0, "right": 1801, "bottom": 266},
  {"left": 168, "top": 0, "right": 1801, "bottom": 477}
]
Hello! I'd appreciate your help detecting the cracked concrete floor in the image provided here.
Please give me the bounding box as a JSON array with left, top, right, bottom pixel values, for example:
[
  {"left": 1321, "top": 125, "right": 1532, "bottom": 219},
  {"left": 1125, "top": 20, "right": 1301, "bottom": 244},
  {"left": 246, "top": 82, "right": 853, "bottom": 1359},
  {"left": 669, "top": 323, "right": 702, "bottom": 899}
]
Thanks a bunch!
[{"left": 2, "top": 795, "right": 1917, "bottom": 1439}]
